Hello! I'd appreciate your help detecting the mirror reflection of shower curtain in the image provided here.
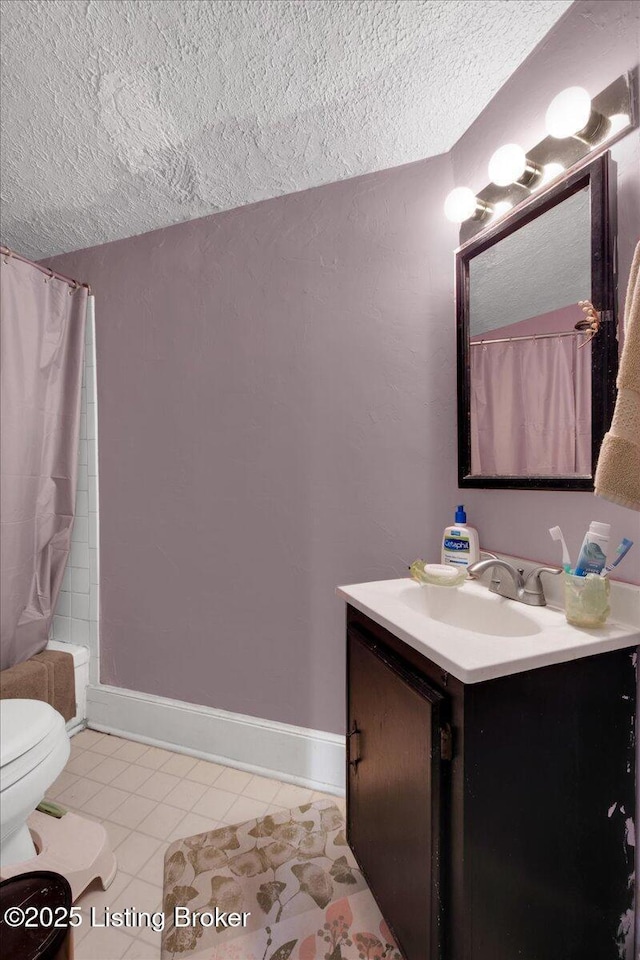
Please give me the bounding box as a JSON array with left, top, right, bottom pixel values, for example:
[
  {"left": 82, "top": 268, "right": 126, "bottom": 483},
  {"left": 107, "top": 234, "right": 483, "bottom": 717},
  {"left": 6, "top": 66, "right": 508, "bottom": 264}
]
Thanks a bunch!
[
  {"left": 0, "top": 257, "right": 87, "bottom": 669},
  {"left": 470, "top": 336, "right": 591, "bottom": 476}
]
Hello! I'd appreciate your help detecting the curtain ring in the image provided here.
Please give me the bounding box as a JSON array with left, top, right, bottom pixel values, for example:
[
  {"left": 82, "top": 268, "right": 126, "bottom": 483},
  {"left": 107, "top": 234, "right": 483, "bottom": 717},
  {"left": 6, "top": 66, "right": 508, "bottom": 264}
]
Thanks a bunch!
[
  {"left": 44, "top": 268, "right": 55, "bottom": 283},
  {"left": 3, "top": 248, "right": 12, "bottom": 265}
]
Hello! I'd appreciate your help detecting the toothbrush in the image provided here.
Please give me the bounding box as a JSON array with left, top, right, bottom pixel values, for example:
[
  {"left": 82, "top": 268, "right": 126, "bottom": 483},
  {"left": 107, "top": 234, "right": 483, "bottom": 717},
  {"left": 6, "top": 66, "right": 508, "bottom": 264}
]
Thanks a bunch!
[
  {"left": 549, "top": 526, "right": 572, "bottom": 572},
  {"left": 601, "top": 538, "right": 634, "bottom": 577}
]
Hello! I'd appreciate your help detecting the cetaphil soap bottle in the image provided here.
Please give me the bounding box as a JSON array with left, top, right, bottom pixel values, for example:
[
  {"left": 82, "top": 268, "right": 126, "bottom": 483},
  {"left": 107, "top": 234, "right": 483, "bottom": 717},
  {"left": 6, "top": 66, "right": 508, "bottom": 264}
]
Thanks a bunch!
[{"left": 441, "top": 505, "right": 480, "bottom": 570}]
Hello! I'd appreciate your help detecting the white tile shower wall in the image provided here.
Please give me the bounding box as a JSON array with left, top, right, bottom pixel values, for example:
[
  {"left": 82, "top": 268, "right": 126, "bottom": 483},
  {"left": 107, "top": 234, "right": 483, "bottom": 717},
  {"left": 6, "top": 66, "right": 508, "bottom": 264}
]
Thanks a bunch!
[{"left": 51, "top": 300, "right": 100, "bottom": 685}]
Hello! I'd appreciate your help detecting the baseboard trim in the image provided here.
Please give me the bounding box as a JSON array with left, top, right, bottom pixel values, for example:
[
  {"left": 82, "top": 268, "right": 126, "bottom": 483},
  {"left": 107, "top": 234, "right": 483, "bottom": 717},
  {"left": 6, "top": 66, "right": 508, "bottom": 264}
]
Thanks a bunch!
[{"left": 86, "top": 684, "right": 345, "bottom": 795}]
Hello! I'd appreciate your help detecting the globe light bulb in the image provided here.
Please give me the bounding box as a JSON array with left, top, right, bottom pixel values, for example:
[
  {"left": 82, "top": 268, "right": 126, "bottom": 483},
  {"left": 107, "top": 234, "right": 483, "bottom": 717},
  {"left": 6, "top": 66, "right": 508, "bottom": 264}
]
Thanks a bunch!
[
  {"left": 491, "top": 201, "right": 513, "bottom": 220},
  {"left": 607, "top": 113, "right": 630, "bottom": 136},
  {"left": 540, "top": 162, "right": 565, "bottom": 186},
  {"left": 545, "top": 87, "right": 592, "bottom": 138},
  {"left": 488, "top": 144, "right": 528, "bottom": 186},
  {"left": 444, "top": 187, "right": 479, "bottom": 223}
]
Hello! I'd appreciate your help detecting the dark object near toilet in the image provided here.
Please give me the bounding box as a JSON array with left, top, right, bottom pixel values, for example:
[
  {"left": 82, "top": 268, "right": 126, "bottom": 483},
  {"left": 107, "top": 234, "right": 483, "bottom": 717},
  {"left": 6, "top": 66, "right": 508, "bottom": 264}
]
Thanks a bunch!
[{"left": 0, "top": 871, "right": 73, "bottom": 959}]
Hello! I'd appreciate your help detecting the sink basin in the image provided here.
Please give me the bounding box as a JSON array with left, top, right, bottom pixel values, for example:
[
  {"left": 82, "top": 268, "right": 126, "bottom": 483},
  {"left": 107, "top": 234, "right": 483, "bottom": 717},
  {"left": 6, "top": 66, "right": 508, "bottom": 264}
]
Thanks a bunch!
[
  {"left": 337, "top": 577, "right": 639, "bottom": 684},
  {"left": 400, "top": 583, "right": 543, "bottom": 637}
]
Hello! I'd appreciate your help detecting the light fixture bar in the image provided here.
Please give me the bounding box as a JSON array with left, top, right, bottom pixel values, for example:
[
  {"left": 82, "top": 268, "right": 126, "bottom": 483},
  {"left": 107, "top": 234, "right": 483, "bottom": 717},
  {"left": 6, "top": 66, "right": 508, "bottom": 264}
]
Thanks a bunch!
[
  {"left": 471, "top": 199, "right": 493, "bottom": 221},
  {"left": 444, "top": 188, "right": 493, "bottom": 224},
  {"left": 457, "top": 71, "right": 637, "bottom": 244},
  {"left": 572, "top": 110, "right": 610, "bottom": 146},
  {"left": 517, "top": 158, "right": 544, "bottom": 187}
]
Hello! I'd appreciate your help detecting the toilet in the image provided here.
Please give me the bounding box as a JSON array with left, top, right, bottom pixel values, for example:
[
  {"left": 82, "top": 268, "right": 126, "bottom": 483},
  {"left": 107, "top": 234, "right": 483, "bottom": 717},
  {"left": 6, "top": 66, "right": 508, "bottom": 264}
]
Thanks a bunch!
[{"left": 0, "top": 699, "right": 70, "bottom": 867}]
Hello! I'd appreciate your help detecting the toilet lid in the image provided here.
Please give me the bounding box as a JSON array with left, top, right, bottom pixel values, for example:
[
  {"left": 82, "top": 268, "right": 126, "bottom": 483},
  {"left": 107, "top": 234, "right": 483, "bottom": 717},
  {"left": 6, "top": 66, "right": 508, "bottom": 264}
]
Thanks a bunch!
[{"left": 0, "top": 700, "right": 63, "bottom": 768}]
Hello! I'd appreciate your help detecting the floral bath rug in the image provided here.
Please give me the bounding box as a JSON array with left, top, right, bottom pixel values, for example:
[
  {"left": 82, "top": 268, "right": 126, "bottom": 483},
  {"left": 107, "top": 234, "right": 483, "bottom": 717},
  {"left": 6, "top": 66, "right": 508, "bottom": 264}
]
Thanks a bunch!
[{"left": 161, "top": 798, "right": 403, "bottom": 960}]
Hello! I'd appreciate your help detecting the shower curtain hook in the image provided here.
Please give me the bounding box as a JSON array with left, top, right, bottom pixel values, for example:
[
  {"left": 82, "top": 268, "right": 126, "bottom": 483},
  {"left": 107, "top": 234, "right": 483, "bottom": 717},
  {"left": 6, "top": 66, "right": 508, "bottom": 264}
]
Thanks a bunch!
[
  {"left": 44, "top": 268, "right": 55, "bottom": 283},
  {"left": 3, "top": 247, "right": 12, "bottom": 265},
  {"left": 576, "top": 299, "right": 601, "bottom": 347}
]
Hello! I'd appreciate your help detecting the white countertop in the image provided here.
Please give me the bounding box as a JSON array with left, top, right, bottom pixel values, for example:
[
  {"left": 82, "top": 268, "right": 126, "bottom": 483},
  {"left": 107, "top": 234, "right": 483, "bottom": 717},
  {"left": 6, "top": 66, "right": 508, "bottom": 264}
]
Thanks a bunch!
[{"left": 337, "top": 578, "right": 640, "bottom": 684}]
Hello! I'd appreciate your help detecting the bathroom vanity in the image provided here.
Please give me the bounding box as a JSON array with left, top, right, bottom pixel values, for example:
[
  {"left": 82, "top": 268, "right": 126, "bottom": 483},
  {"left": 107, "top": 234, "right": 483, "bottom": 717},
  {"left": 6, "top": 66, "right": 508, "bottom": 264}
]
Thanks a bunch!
[{"left": 339, "top": 578, "right": 639, "bottom": 960}]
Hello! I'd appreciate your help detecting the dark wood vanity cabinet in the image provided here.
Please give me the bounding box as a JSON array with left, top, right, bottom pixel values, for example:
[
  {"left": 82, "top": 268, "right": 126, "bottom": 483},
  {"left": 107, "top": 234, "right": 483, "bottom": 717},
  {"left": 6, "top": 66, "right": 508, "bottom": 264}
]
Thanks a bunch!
[
  {"left": 347, "top": 623, "right": 448, "bottom": 960},
  {"left": 346, "top": 605, "right": 636, "bottom": 960}
]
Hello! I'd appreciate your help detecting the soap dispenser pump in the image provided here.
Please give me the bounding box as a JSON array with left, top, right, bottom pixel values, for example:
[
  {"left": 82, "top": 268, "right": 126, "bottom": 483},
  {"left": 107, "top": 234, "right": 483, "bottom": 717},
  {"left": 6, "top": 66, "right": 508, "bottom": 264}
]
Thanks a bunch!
[{"left": 441, "top": 505, "right": 480, "bottom": 569}]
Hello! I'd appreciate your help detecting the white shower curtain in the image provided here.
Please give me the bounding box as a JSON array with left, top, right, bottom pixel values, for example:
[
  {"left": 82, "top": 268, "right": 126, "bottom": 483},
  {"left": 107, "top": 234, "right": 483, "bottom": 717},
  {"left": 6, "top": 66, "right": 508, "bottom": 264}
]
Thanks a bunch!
[{"left": 470, "top": 336, "right": 591, "bottom": 476}]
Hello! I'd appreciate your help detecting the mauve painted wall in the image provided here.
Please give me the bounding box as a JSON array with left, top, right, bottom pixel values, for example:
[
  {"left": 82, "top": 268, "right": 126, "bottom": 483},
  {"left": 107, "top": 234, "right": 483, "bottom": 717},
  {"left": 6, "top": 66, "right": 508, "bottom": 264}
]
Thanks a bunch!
[
  {"left": 45, "top": 0, "right": 640, "bottom": 736},
  {"left": 450, "top": 0, "right": 640, "bottom": 578},
  {"left": 47, "top": 156, "right": 458, "bottom": 733}
]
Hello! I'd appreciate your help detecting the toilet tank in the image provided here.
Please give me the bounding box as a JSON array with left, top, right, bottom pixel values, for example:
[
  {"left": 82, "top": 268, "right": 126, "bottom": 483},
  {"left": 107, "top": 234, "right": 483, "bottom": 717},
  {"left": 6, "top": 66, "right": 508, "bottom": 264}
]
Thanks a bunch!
[{"left": 46, "top": 641, "right": 89, "bottom": 730}]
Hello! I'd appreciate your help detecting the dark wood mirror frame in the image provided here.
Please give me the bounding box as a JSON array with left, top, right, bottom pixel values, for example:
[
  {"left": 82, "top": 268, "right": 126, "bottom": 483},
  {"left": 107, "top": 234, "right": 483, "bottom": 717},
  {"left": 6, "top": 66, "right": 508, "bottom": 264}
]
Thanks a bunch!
[{"left": 456, "top": 152, "right": 617, "bottom": 491}]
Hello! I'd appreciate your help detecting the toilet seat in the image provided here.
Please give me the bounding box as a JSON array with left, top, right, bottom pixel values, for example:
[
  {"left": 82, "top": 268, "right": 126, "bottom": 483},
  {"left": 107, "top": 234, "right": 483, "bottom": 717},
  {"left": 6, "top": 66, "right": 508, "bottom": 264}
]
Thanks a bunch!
[{"left": 0, "top": 700, "right": 66, "bottom": 790}]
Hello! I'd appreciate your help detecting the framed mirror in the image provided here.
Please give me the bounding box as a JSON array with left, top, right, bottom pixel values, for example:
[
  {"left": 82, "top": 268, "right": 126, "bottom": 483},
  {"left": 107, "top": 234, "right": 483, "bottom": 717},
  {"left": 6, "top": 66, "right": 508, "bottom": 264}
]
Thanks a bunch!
[{"left": 456, "top": 152, "right": 617, "bottom": 490}]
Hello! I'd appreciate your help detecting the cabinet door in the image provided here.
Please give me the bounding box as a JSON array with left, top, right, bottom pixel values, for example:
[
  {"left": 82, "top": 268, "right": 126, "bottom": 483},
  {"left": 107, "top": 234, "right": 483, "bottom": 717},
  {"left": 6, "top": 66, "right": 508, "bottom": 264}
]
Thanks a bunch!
[{"left": 347, "top": 624, "right": 447, "bottom": 960}]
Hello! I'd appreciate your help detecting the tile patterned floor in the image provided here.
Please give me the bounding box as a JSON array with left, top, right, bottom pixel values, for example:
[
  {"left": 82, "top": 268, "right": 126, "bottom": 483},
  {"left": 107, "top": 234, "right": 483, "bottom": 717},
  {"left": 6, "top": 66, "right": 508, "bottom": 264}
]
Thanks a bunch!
[{"left": 45, "top": 729, "right": 343, "bottom": 959}]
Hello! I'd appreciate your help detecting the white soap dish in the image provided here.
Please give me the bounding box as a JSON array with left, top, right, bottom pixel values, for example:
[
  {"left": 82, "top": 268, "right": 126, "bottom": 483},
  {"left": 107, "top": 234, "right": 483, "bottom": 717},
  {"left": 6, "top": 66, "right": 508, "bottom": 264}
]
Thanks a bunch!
[
  {"left": 422, "top": 564, "right": 466, "bottom": 586},
  {"left": 410, "top": 561, "right": 466, "bottom": 587}
]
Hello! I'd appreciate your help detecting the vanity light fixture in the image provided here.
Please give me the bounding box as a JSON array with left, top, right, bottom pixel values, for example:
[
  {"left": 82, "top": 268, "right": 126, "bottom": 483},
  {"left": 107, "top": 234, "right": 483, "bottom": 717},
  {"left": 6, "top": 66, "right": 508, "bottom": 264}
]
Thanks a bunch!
[
  {"left": 545, "top": 86, "right": 609, "bottom": 144},
  {"left": 540, "top": 162, "right": 565, "bottom": 185},
  {"left": 491, "top": 200, "right": 513, "bottom": 220},
  {"left": 444, "top": 187, "right": 492, "bottom": 224},
  {"left": 452, "top": 72, "right": 636, "bottom": 243},
  {"left": 488, "top": 144, "right": 542, "bottom": 187},
  {"left": 608, "top": 113, "right": 631, "bottom": 136}
]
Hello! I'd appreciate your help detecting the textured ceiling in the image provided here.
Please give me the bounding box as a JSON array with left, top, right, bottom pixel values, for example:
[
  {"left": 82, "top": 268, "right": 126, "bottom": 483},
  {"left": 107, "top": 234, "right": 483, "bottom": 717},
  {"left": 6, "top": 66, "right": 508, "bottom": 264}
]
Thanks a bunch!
[
  {"left": 470, "top": 187, "right": 590, "bottom": 335},
  {"left": 1, "top": 0, "right": 572, "bottom": 259}
]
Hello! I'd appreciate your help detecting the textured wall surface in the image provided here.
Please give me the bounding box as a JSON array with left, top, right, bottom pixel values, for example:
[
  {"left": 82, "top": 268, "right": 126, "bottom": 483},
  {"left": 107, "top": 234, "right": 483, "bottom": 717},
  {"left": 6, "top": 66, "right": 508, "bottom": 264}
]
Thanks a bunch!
[
  {"left": 0, "top": 0, "right": 571, "bottom": 259},
  {"left": 28, "top": 0, "right": 640, "bottom": 742},
  {"left": 46, "top": 155, "right": 458, "bottom": 733},
  {"left": 449, "top": 0, "right": 640, "bottom": 578},
  {"left": 41, "top": 1, "right": 640, "bottom": 743}
]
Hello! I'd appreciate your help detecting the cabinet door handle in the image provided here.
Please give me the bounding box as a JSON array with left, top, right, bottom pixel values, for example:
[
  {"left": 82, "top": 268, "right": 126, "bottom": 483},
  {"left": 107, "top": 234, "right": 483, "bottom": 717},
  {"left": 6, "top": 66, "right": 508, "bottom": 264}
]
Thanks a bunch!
[{"left": 347, "top": 722, "right": 361, "bottom": 768}]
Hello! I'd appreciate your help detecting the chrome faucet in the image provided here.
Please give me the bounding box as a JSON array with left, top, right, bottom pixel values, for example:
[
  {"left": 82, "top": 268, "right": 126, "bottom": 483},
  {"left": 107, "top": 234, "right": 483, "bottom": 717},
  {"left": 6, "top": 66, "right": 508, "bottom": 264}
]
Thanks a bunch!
[{"left": 467, "top": 558, "right": 562, "bottom": 607}]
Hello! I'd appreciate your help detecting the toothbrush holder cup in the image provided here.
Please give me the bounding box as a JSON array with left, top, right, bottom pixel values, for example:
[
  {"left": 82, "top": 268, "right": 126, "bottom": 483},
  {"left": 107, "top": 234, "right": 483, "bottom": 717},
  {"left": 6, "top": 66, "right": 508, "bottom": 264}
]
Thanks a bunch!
[{"left": 564, "top": 572, "right": 610, "bottom": 628}]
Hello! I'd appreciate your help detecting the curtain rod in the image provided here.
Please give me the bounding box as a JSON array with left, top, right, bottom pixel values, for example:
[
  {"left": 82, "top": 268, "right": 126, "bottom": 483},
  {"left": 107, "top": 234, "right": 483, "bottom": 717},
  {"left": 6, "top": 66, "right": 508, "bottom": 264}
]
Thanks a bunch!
[
  {"left": 1, "top": 244, "right": 91, "bottom": 294},
  {"left": 470, "top": 331, "right": 588, "bottom": 346}
]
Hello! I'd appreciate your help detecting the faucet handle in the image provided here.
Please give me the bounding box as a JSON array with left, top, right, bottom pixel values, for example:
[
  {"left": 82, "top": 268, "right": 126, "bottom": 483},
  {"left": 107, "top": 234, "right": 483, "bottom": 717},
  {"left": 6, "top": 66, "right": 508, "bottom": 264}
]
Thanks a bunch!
[
  {"left": 527, "top": 565, "right": 563, "bottom": 581},
  {"left": 524, "top": 565, "right": 563, "bottom": 604},
  {"left": 479, "top": 550, "right": 500, "bottom": 561}
]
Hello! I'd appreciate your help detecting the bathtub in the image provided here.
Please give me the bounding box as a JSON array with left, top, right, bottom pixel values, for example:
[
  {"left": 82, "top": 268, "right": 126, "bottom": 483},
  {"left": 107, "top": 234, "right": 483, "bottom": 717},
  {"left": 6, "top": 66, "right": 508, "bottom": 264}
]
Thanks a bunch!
[{"left": 47, "top": 640, "right": 89, "bottom": 732}]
